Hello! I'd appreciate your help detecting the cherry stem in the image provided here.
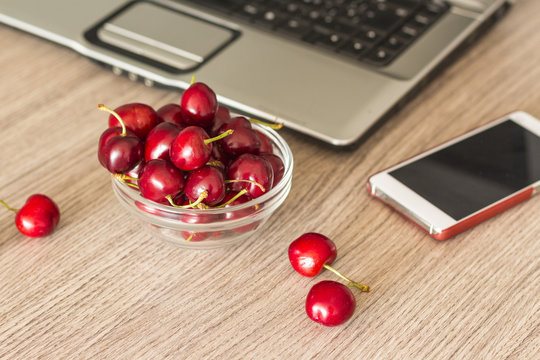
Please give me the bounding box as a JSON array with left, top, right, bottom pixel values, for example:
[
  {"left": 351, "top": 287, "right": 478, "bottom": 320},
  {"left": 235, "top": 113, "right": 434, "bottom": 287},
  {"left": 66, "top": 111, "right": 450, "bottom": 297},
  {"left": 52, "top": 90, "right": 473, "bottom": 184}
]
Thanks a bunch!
[
  {"left": 323, "top": 264, "right": 370, "bottom": 292},
  {"left": 185, "top": 233, "right": 194, "bottom": 242},
  {"left": 166, "top": 191, "right": 208, "bottom": 209},
  {"left": 225, "top": 179, "right": 265, "bottom": 193},
  {"left": 190, "top": 75, "right": 195, "bottom": 85},
  {"left": 205, "top": 160, "right": 224, "bottom": 168},
  {"left": 98, "top": 104, "right": 127, "bottom": 136},
  {"left": 215, "top": 189, "right": 248, "bottom": 208},
  {"left": 113, "top": 174, "right": 140, "bottom": 189},
  {"left": 204, "top": 129, "right": 234, "bottom": 145},
  {"left": 0, "top": 200, "right": 18, "bottom": 213},
  {"left": 115, "top": 174, "right": 138, "bottom": 181},
  {"left": 248, "top": 117, "right": 284, "bottom": 130}
]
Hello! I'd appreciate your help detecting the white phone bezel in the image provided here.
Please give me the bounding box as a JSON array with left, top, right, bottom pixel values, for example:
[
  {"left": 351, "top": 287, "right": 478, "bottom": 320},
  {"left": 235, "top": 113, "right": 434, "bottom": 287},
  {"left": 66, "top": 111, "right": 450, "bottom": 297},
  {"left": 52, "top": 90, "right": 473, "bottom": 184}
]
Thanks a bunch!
[{"left": 368, "top": 111, "right": 540, "bottom": 235}]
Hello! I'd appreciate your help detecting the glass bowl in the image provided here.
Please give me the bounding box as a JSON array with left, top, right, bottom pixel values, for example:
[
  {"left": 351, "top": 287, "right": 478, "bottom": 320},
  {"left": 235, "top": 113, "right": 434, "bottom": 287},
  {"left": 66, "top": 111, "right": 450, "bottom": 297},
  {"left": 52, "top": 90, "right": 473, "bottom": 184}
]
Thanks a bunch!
[{"left": 111, "top": 123, "right": 293, "bottom": 249}]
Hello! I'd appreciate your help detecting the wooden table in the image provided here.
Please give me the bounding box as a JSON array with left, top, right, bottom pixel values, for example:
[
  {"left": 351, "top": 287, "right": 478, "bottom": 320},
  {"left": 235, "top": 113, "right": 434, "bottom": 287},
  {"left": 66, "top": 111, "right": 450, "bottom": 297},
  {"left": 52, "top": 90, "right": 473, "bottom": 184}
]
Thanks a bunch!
[{"left": 1, "top": 1, "right": 539, "bottom": 358}]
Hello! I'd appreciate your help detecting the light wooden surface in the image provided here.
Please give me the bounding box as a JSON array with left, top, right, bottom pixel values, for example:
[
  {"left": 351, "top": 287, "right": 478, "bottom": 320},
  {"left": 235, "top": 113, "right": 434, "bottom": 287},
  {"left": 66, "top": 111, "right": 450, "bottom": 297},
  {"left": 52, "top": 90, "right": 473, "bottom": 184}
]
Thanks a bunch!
[{"left": 1, "top": 1, "right": 539, "bottom": 359}]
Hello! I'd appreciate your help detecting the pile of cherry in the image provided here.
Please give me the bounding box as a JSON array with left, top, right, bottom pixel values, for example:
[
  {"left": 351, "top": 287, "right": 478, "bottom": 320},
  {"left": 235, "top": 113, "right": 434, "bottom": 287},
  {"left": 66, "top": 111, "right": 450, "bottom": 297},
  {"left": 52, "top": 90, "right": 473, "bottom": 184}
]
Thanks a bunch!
[
  {"left": 289, "top": 232, "right": 370, "bottom": 327},
  {"left": 97, "top": 81, "right": 285, "bottom": 241}
]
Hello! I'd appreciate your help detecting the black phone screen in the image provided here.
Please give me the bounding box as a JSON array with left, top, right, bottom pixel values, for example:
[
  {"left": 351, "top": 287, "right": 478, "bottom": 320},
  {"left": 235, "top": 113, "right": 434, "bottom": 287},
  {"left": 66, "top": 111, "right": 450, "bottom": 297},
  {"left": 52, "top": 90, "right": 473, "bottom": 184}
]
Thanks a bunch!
[{"left": 389, "top": 120, "right": 540, "bottom": 220}]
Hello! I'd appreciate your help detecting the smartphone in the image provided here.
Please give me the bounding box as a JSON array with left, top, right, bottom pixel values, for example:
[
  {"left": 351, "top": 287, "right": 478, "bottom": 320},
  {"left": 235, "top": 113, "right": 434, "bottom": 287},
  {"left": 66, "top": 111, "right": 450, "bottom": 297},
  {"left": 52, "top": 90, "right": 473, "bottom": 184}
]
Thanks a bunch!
[{"left": 367, "top": 111, "right": 540, "bottom": 240}]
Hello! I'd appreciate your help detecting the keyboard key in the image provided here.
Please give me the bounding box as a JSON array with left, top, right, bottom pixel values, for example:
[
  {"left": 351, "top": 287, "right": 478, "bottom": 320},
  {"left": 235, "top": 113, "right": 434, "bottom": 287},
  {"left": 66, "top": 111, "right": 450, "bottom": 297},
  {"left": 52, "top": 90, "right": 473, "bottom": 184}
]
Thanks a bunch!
[
  {"left": 253, "top": 10, "right": 288, "bottom": 27},
  {"left": 423, "top": 0, "right": 449, "bottom": 16},
  {"left": 243, "top": 4, "right": 261, "bottom": 16},
  {"left": 398, "top": 24, "right": 420, "bottom": 39},
  {"left": 414, "top": 13, "right": 431, "bottom": 26},
  {"left": 338, "top": 38, "right": 370, "bottom": 58},
  {"left": 394, "top": 7, "right": 411, "bottom": 18},
  {"left": 278, "top": 18, "right": 312, "bottom": 37},
  {"left": 358, "top": 27, "right": 384, "bottom": 43},
  {"left": 303, "top": 24, "right": 337, "bottom": 43},
  {"left": 319, "top": 33, "right": 345, "bottom": 48},
  {"left": 383, "top": 35, "right": 409, "bottom": 52},
  {"left": 366, "top": 47, "right": 394, "bottom": 65}
]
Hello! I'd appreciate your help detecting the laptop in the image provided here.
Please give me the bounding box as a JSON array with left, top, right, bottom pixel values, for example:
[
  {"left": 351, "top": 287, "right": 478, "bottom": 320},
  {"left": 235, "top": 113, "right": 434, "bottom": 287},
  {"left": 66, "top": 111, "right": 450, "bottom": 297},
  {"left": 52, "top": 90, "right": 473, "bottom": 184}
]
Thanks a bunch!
[{"left": 0, "top": 0, "right": 512, "bottom": 145}]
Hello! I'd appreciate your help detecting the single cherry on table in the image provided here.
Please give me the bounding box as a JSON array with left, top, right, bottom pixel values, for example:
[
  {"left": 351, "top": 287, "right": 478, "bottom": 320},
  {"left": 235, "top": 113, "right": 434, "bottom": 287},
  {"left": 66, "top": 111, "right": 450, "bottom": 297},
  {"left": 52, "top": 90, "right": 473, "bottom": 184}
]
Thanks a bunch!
[
  {"left": 288, "top": 232, "right": 337, "bottom": 277},
  {"left": 305, "top": 280, "right": 357, "bottom": 327},
  {"left": 1, "top": 194, "right": 60, "bottom": 238}
]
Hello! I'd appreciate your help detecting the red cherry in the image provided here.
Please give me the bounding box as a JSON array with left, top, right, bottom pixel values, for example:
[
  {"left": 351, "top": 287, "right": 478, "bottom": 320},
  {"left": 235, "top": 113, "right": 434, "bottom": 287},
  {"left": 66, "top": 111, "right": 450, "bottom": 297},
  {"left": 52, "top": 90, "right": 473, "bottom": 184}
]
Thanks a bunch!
[
  {"left": 157, "top": 103, "right": 185, "bottom": 127},
  {"left": 170, "top": 126, "right": 232, "bottom": 171},
  {"left": 184, "top": 165, "right": 226, "bottom": 206},
  {"left": 100, "top": 134, "right": 143, "bottom": 174},
  {"left": 1, "top": 194, "right": 60, "bottom": 238},
  {"left": 134, "top": 192, "right": 185, "bottom": 220},
  {"left": 210, "top": 144, "right": 230, "bottom": 167},
  {"left": 260, "top": 153, "right": 285, "bottom": 187},
  {"left": 135, "top": 201, "right": 170, "bottom": 218},
  {"left": 220, "top": 191, "right": 260, "bottom": 233},
  {"left": 219, "top": 126, "right": 261, "bottom": 157},
  {"left": 178, "top": 197, "right": 216, "bottom": 242},
  {"left": 169, "top": 126, "right": 211, "bottom": 171},
  {"left": 288, "top": 233, "right": 371, "bottom": 292},
  {"left": 182, "top": 231, "right": 213, "bottom": 242},
  {"left": 138, "top": 159, "right": 185, "bottom": 204},
  {"left": 305, "top": 280, "right": 356, "bottom": 327},
  {"left": 256, "top": 130, "right": 274, "bottom": 153},
  {"left": 180, "top": 82, "right": 218, "bottom": 128},
  {"left": 144, "top": 122, "right": 181, "bottom": 162},
  {"left": 223, "top": 116, "right": 252, "bottom": 130},
  {"left": 107, "top": 103, "right": 160, "bottom": 138},
  {"left": 97, "top": 126, "right": 137, "bottom": 167},
  {"left": 226, "top": 154, "right": 273, "bottom": 199},
  {"left": 208, "top": 105, "right": 232, "bottom": 137},
  {"left": 122, "top": 160, "right": 145, "bottom": 186},
  {"left": 288, "top": 233, "right": 337, "bottom": 277}
]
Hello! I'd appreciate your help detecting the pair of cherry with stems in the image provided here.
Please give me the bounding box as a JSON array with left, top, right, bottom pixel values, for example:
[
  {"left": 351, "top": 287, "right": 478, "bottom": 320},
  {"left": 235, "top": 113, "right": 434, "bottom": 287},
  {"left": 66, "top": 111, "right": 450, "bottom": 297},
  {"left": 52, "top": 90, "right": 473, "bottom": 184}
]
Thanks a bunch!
[{"left": 289, "top": 232, "right": 370, "bottom": 327}]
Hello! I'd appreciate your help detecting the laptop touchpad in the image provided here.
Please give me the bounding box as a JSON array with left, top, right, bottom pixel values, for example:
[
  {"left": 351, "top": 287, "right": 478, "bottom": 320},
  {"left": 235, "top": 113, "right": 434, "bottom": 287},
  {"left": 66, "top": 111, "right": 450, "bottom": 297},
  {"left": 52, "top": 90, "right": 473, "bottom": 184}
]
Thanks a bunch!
[{"left": 94, "top": 2, "right": 238, "bottom": 72}]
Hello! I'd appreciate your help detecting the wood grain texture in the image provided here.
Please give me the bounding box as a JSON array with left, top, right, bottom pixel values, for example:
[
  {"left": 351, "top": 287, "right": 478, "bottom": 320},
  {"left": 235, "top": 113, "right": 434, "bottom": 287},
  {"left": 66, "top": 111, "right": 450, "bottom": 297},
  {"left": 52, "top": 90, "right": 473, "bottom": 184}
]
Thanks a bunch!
[{"left": 0, "top": 1, "right": 539, "bottom": 358}]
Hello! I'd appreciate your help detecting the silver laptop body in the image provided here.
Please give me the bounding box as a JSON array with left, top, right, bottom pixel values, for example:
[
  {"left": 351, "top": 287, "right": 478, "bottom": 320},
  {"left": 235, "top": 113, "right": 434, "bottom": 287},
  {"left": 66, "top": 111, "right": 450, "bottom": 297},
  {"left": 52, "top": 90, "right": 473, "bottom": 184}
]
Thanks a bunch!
[{"left": 0, "top": 0, "right": 512, "bottom": 145}]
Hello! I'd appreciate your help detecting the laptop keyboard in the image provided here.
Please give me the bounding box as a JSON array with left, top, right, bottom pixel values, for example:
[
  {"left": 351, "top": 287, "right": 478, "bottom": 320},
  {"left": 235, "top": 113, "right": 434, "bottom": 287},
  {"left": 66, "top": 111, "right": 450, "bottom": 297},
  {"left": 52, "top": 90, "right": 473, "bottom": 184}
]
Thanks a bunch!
[{"left": 180, "top": 0, "right": 450, "bottom": 66}]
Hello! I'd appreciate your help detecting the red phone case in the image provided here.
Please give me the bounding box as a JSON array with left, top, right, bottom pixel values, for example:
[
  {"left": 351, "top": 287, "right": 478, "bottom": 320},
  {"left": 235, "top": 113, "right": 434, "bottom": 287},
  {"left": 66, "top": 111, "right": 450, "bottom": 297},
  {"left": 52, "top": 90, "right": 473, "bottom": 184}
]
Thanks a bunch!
[{"left": 366, "top": 181, "right": 534, "bottom": 240}]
